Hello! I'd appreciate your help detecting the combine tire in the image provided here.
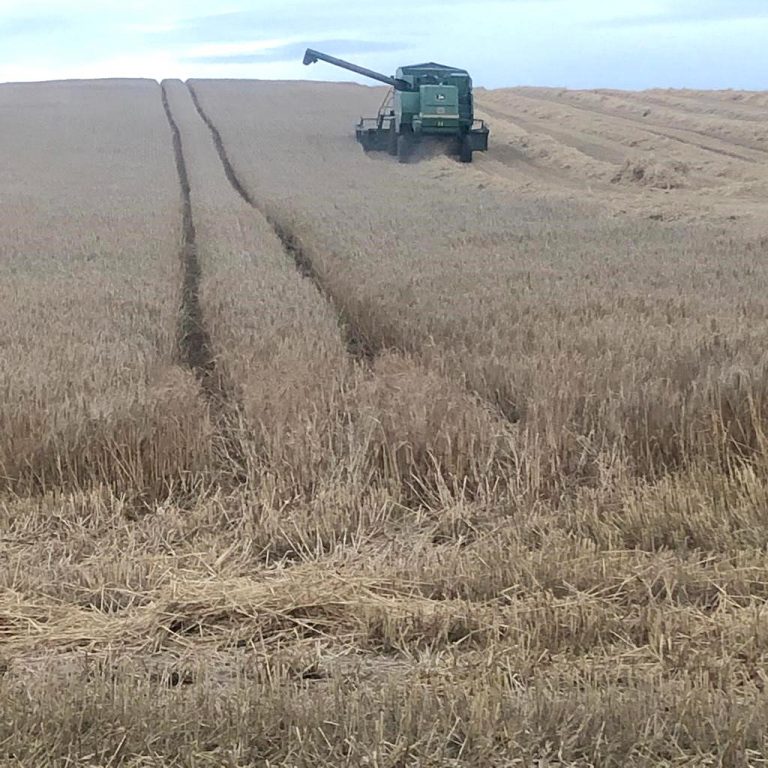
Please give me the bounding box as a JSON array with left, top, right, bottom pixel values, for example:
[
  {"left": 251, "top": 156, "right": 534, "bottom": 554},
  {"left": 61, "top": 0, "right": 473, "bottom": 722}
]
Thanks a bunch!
[
  {"left": 388, "top": 122, "right": 398, "bottom": 156},
  {"left": 459, "top": 134, "right": 473, "bottom": 163},
  {"left": 398, "top": 133, "right": 411, "bottom": 163}
]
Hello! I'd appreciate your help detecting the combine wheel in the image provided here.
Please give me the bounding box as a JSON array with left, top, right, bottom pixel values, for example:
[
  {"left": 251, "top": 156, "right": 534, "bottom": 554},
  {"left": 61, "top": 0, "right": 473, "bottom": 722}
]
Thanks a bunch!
[
  {"left": 459, "top": 134, "right": 473, "bottom": 163},
  {"left": 398, "top": 133, "right": 412, "bottom": 163},
  {"left": 388, "top": 122, "right": 398, "bottom": 156}
]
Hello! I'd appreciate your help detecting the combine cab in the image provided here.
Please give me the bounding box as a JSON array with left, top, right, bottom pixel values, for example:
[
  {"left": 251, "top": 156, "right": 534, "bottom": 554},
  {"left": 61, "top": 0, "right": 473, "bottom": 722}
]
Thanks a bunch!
[{"left": 303, "top": 49, "right": 489, "bottom": 163}]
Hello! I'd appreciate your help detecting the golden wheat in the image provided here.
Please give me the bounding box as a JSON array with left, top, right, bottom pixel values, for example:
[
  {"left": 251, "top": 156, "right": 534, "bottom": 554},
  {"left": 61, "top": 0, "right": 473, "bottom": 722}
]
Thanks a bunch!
[
  {"left": 3, "top": 79, "right": 768, "bottom": 765},
  {"left": 0, "top": 79, "right": 211, "bottom": 496},
  {"left": 191, "top": 79, "right": 768, "bottom": 489}
]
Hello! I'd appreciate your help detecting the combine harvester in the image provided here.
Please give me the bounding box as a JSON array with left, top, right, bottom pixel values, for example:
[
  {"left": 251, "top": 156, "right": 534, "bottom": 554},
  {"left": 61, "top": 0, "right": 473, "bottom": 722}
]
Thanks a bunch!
[{"left": 303, "top": 48, "right": 490, "bottom": 163}]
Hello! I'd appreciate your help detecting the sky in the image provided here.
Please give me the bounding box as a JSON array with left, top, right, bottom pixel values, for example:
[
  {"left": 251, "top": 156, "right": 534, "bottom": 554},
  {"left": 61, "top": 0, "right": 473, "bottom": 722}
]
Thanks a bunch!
[{"left": 0, "top": 0, "right": 766, "bottom": 89}]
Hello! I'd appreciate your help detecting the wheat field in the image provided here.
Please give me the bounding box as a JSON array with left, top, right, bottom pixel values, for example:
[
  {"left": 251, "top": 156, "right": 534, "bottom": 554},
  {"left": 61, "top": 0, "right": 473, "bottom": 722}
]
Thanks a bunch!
[{"left": 2, "top": 77, "right": 768, "bottom": 766}]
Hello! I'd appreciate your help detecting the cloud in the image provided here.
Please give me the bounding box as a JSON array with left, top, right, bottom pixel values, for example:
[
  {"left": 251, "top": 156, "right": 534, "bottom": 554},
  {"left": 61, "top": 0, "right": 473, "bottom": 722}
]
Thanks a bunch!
[
  {"left": 0, "top": 16, "right": 67, "bottom": 38},
  {"left": 598, "top": 0, "right": 768, "bottom": 28},
  {"left": 154, "top": 0, "right": 527, "bottom": 45},
  {"left": 154, "top": 7, "right": 389, "bottom": 44},
  {"left": 0, "top": 0, "right": 764, "bottom": 90},
  {"left": 184, "top": 39, "right": 409, "bottom": 65}
]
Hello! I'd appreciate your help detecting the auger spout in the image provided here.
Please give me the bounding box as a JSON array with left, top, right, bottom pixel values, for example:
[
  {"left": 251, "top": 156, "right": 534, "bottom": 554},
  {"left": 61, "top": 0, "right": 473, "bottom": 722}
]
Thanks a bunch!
[{"left": 303, "top": 49, "right": 415, "bottom": 91}]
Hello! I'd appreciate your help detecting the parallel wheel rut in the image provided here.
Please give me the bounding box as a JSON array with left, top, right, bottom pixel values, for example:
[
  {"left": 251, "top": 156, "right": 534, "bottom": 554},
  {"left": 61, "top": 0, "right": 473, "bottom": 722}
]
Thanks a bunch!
[
  {"left": 161, "top": 82, "right": 246, "bottom": 482},
  {"left": 186, "top": 83, "right": 374, "bottom": 364}
]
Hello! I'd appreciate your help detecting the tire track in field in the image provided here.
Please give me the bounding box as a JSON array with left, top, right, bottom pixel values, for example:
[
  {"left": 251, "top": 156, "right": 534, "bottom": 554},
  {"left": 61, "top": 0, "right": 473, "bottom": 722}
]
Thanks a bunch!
[
  {"left": 186, "top": 83, "right": 374, "bottom": 364},
  {"left": 161, "top": 83, "right": 215, "bottom": 382},
  {"left": 185, "top": 84, "right": 522, "bottom": 425},
  {"left": 161, "top": 83, "right": 247, "bottom": 480}
]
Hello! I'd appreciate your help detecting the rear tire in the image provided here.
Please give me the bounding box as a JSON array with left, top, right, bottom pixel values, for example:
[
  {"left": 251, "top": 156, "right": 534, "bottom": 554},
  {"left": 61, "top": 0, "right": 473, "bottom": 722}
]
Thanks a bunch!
[{"left": 459, "top": 134, "right": 473, "bottom": 163}]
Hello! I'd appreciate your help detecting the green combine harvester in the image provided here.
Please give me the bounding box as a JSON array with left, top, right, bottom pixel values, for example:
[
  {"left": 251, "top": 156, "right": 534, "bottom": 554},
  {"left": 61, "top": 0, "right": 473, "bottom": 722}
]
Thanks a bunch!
[{"left": 303, "top": 48, "right": 490, "bottom": 163}]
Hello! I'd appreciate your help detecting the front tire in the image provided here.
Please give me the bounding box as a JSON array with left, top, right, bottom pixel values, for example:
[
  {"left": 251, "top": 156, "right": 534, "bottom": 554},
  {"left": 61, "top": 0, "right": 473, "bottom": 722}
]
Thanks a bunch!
[
  {"left": 398, "top": 133, "right": 411, "bottom": 163},
  {"left": 459, "top": 134, "right": 473, "bottom": 163},
  {"left": 388, "top": 122, "right": 398, "bottom": 156}
]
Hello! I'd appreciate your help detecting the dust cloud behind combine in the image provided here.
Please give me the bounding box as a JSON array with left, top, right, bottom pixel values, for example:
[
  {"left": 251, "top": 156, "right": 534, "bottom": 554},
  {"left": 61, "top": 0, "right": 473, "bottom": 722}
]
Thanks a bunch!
[{"left": 2, "top": 78, "right": 768, "bottom": 766}]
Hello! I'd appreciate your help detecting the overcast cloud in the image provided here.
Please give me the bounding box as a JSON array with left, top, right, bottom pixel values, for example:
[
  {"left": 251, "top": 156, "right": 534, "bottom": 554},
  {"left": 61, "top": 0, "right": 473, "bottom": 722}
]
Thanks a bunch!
[{"left": 0, "top": 0, "right": 765, "bottom": 89}]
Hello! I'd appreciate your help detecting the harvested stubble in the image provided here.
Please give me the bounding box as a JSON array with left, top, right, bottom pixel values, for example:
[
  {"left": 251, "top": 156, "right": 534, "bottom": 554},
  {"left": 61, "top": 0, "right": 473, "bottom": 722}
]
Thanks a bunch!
[
  {"left": 0, "top": 79, "right": 211, "bottom": 496},
  {"left": 5, "top": 465, "right": 768, "bottom": 763}
]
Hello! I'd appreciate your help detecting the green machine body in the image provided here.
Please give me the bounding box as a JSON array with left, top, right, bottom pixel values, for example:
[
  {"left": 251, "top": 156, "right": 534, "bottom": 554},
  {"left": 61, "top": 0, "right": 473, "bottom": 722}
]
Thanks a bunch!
[{"left": 303, "top": 49, "right": 490, "bottom": 163}]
